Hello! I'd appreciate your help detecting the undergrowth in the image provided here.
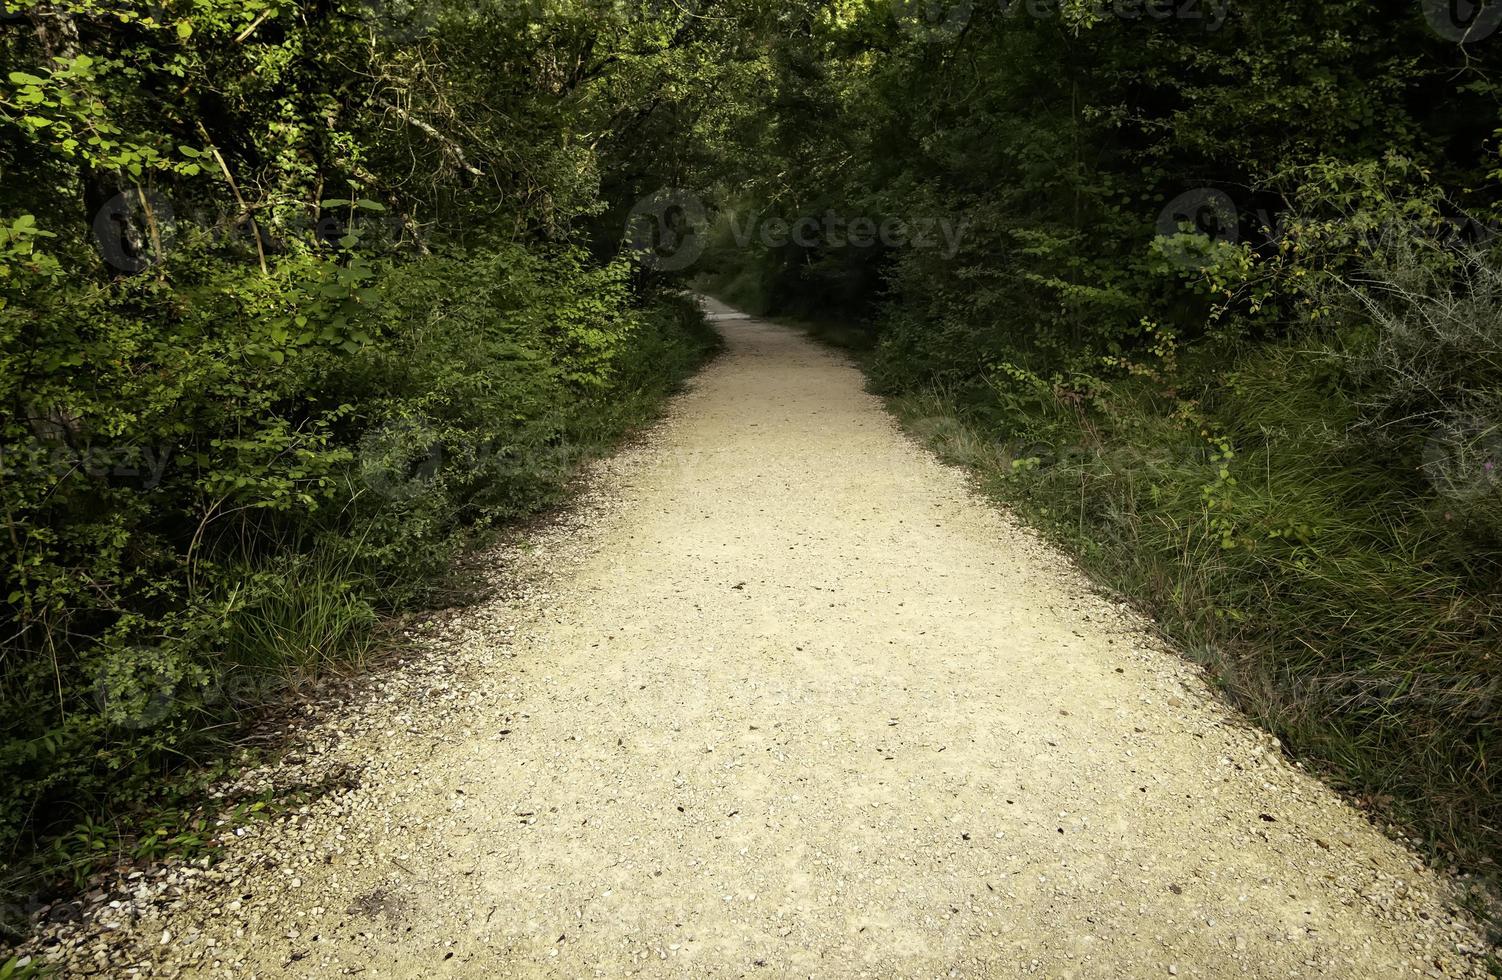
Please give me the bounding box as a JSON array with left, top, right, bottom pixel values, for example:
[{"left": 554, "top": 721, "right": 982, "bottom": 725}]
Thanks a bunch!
[
  {"left": 0, "top": 275, "right": 719, "bottom": 932},
  {"left": 880, "top": 343, "right": 1502, "bottom": 896}
]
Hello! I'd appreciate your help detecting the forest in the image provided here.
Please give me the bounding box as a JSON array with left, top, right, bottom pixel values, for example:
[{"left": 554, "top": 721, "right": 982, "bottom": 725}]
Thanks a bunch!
[{"left": 3, "top": 0, "right": 1502, "bottom": 944}]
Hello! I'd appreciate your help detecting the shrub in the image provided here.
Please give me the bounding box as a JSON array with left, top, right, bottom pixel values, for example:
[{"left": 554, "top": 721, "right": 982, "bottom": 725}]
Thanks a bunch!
[{"left": 0, "top": 237, "right": 716, "bottom": 885}]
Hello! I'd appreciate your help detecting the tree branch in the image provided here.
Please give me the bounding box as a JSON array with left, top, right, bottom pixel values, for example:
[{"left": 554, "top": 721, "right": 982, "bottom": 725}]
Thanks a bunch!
[{"left": 374, "top": 99, "right": 485, "bottom": 178}]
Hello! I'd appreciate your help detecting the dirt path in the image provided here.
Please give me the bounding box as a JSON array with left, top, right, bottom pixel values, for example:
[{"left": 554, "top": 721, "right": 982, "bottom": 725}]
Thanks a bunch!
[{"left": 38, "top": 300, "right": 1494, "bottom": 978}]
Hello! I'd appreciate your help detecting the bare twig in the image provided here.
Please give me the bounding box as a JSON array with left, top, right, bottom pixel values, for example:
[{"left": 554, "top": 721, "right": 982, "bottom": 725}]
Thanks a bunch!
[{"left": 373, "top": 99, "right": 485, "bottom": 177}]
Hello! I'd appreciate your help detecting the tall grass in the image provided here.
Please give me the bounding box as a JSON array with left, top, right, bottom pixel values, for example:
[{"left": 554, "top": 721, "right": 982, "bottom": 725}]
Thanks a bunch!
[
  {"left": 888, "top": 343, "right": 1502, "bottom": 880},
  {"left": 223, "top": 548, "right": 378, "bottom": 682}
]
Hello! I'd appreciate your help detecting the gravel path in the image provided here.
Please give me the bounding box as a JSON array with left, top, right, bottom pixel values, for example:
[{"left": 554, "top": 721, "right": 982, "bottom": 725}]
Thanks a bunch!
[{"left": 25, "top": 299, "right": 1496, "bottom": 978}]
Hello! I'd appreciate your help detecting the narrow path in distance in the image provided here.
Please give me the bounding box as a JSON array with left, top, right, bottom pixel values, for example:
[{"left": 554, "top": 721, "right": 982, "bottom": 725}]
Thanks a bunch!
[{"left": 63, "top": 299, "right": 1493, "bottom": 978}]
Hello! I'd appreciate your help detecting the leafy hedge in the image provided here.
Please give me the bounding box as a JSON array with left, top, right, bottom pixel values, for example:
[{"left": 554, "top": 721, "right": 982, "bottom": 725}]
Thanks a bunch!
[
  {"left": 0, "top": 0, "right": 734, "bottom": 894},
  {"left": 0, "top": 234, "right": 716, "bottom": 876}
]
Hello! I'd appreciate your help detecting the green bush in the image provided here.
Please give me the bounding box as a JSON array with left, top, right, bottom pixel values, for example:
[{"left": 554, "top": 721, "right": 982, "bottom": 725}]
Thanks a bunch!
[{"left": 0, "top": 235, "right": 717, "bottom": 885}]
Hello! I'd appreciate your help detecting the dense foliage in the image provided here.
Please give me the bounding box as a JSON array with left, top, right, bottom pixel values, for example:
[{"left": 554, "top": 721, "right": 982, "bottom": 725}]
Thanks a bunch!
[
  {"left": 0, "top": 0, "right": 727, "bottom": 903},
  {"left": 5, "top": 0, "right": 1502, "bottom": 927},
  {"left": 690, "top": 1, "right": 1502, "bottom": 873}
]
